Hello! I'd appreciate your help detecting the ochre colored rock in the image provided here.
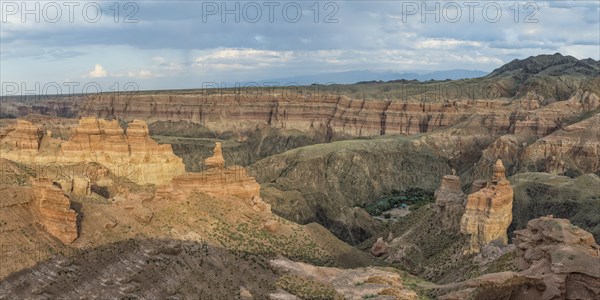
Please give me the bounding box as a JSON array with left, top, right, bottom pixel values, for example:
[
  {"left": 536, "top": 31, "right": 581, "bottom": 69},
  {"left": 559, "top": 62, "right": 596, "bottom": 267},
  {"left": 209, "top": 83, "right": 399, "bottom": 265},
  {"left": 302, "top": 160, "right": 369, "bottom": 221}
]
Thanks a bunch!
[
  {"left": 156, "top": 143, "right": 268, "bottom": 214},
  {"left": 71, "top": 175, "right": 91, "bottom": 196},
  {"left": 269, "top": 258, "right": 418, "bottom": 299},
  {"left": 204, "top": 142, "right": 225, "bottom": 169},
  {"left": 460, "top": 159, "right": 513, "bottom": 254},
  {"left": 0, "top": 118, "right": 186, "bottom": 185},
  {"left": 0, "top": 120, "right": 42, "bottom": 151},
  {"left": 263, "top": 220, "right": 279, "bottom": 233},
  {"left": 251, "top": 195, "right": 271, "bottom": 213},
  {"left": 239, "top": 286, "right": 253, "bottom": 299},
  {"left": 31, "top": 178, "right": 78, "bottom": 244},
  {"left": 434, "top": 175, "right": 465, "bottom": 233}
]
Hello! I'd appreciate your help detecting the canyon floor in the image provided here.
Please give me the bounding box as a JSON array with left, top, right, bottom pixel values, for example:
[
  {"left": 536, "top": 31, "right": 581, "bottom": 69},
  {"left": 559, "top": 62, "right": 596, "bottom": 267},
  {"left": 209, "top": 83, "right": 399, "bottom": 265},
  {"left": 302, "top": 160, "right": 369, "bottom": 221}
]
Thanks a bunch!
[{"left": 1, "top": 54, "right": 599, "bottom": 299}]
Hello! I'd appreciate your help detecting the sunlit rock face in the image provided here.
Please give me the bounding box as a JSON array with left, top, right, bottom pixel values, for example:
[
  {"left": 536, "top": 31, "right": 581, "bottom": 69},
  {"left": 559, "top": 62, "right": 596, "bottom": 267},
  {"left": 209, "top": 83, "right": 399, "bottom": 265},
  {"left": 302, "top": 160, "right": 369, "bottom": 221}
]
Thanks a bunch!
[
  {"left": 78, "top": 93, "right": 520, "bottom": 138},
  {"left": 31, "top": 178, "right": 78, "bottom": 244},
  {"left": 0, "top": 119, "right": 42, "bottom": 150},
  {"left": 0, "top": 118, "right": 186, "bottom": 185},
  {"left": 460, "top": 159, "right": 514, "bottom": 254},
  {"left": 204, "top": 142, "right": 225, "bottom": 169},
  {"left": 156, "top": 142, "right": 271, "bottom": 214}
]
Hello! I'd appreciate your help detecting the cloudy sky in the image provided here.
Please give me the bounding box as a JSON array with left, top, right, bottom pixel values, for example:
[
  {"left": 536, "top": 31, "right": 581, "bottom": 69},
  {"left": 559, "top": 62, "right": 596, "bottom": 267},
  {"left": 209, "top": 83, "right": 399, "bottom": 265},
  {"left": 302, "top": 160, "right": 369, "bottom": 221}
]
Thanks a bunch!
[{"left": 1, "top": 1, "right": 599, "bottom": 94}]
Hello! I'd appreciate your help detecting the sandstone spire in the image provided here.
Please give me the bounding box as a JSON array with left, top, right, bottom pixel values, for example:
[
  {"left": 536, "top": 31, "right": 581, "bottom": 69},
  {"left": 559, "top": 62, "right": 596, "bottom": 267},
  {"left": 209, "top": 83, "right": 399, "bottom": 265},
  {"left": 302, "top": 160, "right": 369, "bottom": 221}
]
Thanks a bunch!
[
  {"left": 491, "top": 159, "right": 506, "bottom": 182},
  {"left": 460, "top": 159, "right": 513, "bottom": 254},
  {"left": 204, "top": 142, "right": 225, "bottom": 169}
]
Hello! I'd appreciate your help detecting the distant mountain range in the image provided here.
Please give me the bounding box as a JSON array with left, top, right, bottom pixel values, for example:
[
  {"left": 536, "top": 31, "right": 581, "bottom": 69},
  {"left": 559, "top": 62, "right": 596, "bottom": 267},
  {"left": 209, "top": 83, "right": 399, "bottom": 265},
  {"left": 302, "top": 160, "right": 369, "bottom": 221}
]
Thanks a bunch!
[{"left": 241, "top": 69, "right": 488, "bottom": 86}]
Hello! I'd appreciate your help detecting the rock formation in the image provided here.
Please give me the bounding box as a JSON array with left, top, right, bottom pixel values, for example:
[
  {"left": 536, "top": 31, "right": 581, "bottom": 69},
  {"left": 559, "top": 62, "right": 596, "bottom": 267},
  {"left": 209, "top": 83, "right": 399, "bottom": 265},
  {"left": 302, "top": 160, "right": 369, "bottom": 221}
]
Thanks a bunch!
[
  {"left": 157, "top": 143, "right": 270, "bottom": 214},
  {"left": 513, "top": 216, "right": 599, "bottom": 299},
  {"left": 0, "top": 120, "right": 42, "bottom": 151},
  {"left": 71, "top": 175, "right": 91, "bottom": 196},
  {"left": 269, "top": 258, "right": 418, "bottom": 299},
  {"left": 60, "top": 118, "right": 185, "bottom": 185},
  {"left": 370, "top": 237, "right": 388, "bottom": 257},
  {"left": 204, "top": 142, "right": 225, "bottom": 169},
  {"left": 521, "top": 113, "right": 600, "bottom": 175},
  {"left": 31, "top": 178, "right": 78, "bottom": 244},
  {"left": 0, "top": 118, "right": 186, "bottom": 185},
  {"left": 460, "top": 159, "right": 514, "bottom": 254},
  {"left": 439, "top": 216, "right": 600, "bottom": 300},
  {"left": 434, "top": 175, "right": 466, "bottom": 233}
]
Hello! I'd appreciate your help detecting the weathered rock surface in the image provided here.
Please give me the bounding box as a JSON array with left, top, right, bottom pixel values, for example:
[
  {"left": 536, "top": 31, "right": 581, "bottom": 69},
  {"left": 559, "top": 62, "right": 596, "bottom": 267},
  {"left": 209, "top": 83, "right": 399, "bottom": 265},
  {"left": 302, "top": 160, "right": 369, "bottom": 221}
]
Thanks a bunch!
[
  {"left": 270, "top": 258, "right": 419, "bottom": 299},
  {"left": 249, "top": 135, "right": 457, "bottom": 244},
  {"left": 31, "top": 178, "right": 78, "bottom": 244},
  {"left": 71, "top": 175, "right": 91, "bottom": 196},
  {"left": 370, "top": 237, "right": 388, "bottom": 257},
  {"left": 513, "top": 216, "right": 599, "bottom": 299},
  {"left": 0, "top": 118, "right": 186, "bottom": 185},
  {"left": 434, "top": 175, "right": 465, "bottom": 234},
  {"left": 204, "top": 142, "right": 225, "bottom": 169},
  {"left": 521, "top": 112, "right": 600, "bottom": 175},
  {"left": 0, "top": 119, "right": 42, "bottom": 151},
  {"left": 157, "top": 143, "right": 270, "bottom": 214},
  {"left": 438, "top": 216, "right": 600, "bottom": 300},
  {"left": 460, "top": 160, "right": 514, "bottom": 254}
]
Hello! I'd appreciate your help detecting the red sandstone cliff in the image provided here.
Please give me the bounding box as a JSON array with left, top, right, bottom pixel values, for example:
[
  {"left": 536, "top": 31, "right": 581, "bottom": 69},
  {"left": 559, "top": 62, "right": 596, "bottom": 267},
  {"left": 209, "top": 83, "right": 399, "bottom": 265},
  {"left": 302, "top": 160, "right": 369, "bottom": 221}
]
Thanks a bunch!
[{"left": 30, "top": 178, "right": 78, "bottom": 244}]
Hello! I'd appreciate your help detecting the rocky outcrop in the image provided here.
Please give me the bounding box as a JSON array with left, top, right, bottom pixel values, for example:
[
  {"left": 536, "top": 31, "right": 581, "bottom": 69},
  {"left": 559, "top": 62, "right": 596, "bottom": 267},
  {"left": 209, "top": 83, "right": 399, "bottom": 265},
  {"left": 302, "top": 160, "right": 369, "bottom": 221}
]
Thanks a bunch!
[
  {"left": 370, "top": 237, "right": 388, "bottom": 257},
  {"left": 439, "top": 216, "right": 600, "bottom": 300},
  {"left": 78, "top": 93, "right": 483, "bottom": 137},
  {"left": 0, "top": 118, "right": 186, "bottom": 185},
  {"left": 204, "top": 142, "right": 225, "bottom": 169},
  {"left": 31, "top": 178, "right": 78, "bottom": 244},
  {"left": 0, "top": 120, "right": 42, "bottom": 151},
  {"left": 512, "top": 216, "right": 599, "bottom": 299},
  {"left": 157, "top": 143, "right": 270, "bottom": 214},
  {"left": 269, "top": 258, "right": 418, "bottom": 299},
  {"left": 434, "top": 175, "right": 465, "bottom": 234},
  {"left": 460, "top": 160, "right": 514, "bottom": 254},
  {"left": 71, "top": 175, "right": 91, "bottom": 196},
  {"left": 60, "top": 118, "right": 185, "bottom": 185}
]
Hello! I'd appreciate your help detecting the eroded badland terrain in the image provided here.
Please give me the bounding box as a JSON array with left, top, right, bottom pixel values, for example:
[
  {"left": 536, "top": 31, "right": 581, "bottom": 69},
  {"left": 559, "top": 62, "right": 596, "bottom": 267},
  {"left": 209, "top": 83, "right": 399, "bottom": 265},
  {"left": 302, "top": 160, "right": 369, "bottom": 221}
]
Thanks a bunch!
[{"left": 0, "top": 54, "right": 599, "bottom": 299}]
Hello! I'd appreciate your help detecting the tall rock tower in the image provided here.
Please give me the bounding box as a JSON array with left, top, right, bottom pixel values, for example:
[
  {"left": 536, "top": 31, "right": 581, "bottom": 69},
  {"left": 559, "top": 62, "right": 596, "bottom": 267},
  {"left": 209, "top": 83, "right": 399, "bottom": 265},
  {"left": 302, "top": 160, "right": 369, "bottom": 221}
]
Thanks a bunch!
[{"left": 460, "top": 159, "right": 514, "bottom": 254}]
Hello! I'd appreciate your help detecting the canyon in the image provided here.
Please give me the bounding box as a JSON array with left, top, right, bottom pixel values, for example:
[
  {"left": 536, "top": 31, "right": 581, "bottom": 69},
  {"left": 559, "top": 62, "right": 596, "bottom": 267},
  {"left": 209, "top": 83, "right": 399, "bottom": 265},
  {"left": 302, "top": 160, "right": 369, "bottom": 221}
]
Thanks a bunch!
[{"left": 1, "top": 54, "right": 599, "bottom": 299}]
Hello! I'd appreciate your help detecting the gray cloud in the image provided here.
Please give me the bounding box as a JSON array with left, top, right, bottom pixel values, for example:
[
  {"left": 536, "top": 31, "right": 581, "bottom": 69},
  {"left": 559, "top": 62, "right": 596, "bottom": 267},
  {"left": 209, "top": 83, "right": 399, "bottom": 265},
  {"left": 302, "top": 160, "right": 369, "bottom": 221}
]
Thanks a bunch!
[{"left": 1, "top": 0, "right": 598, "bottom": 90}]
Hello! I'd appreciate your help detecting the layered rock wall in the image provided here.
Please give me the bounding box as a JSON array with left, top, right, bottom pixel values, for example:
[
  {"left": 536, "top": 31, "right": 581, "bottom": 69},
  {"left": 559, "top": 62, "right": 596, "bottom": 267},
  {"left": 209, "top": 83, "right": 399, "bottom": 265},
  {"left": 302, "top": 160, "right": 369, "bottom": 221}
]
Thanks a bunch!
[
  {"left": 521, "top": 113, "right": 600, "bottom": 174},
  {"left": 31, "top": 178, "right": 78, "bottom": 243},
  {"left": 78, "top": 94, "right": 514, "bottom": 137},
  {"left": 0, "top": 118, "right": 186, "bottom": 185}
]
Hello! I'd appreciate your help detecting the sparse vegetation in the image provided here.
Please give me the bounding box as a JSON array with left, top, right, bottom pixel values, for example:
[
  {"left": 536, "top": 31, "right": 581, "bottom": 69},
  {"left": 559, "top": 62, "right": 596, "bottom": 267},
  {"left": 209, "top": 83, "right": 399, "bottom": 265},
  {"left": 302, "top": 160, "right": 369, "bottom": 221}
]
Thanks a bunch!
[{"left": 277, "top": 275, "right": 341, "bottom": 300}]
